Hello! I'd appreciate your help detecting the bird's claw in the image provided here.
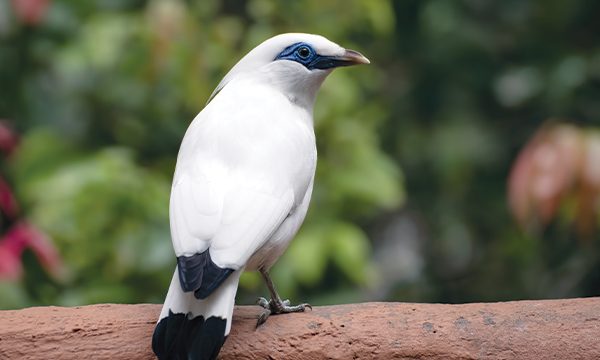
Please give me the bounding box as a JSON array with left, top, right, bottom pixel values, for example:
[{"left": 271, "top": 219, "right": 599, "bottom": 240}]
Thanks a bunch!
[
  {"left": 275, "top": 302, "right": 311, "bottom": 313},
  {"left": 255, "top": 298, "right": 312, "bottom": 328},
  {"left": 256, "top": 297, "right": 270, "bottom": 309},
  {"left": 256, "top": 307, "right": 271, "bottom": 328}
]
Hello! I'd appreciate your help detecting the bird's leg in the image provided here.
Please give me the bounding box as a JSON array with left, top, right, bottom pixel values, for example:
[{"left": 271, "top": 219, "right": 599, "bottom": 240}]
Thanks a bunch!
[{"left": 256, "top": 268, "right": 311, "bottom": 327}]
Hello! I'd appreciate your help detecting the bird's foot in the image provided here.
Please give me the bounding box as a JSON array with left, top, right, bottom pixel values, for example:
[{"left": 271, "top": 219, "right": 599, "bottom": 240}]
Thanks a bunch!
[{"left": 255, "top": 297, "right": 312, "bottom": 327}]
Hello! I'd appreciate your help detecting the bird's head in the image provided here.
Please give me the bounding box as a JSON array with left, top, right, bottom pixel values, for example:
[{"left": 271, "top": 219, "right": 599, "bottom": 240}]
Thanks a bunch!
[{"left": 209, "top": 33, "right": 369, "bottom": 108}]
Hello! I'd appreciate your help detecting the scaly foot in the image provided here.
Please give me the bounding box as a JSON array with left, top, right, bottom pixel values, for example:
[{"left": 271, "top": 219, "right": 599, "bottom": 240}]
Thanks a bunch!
[{"left": 255, "top": 297, "right": 312, "bottom": 327}]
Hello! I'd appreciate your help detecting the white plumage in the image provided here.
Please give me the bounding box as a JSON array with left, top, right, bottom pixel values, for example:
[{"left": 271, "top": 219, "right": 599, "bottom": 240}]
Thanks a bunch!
[{"left": 153, "top": 33, "right": 369, "bottom": 360}]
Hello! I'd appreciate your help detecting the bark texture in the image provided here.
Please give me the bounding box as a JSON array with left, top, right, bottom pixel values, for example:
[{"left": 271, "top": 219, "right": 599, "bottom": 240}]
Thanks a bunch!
[{"left": 0, "top": 298, "right": 599, "bottom": 359}]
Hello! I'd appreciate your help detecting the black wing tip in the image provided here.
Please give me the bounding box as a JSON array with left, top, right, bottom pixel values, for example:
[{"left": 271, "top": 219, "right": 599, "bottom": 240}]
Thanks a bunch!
[
  {"left": 194, "top": 267, "right": 234, "bottom": 300},
  {"left": 177, "top": 250, "right": 235, "bottom": 299},
  {"left": 152, "top": 311, "right": 227, "bottom": 360}
]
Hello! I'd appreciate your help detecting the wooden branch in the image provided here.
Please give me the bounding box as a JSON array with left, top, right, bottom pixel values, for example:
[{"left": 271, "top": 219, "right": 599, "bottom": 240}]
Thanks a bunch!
[{"left": 0, "top": 298, "right": 599, "bottom": 359}]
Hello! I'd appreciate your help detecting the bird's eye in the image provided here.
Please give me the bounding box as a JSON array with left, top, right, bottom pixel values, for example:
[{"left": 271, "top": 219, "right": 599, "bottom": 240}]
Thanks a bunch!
[{"left": 297, "top": 46, "right": 311, "bottom": 59}]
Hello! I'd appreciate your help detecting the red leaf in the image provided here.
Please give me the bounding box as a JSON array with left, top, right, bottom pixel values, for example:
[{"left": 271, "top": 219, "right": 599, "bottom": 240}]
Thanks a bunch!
[
  {"left": 0, "top": 222, "right": 64, "bottom": 280},
  {"left": 0, "top": 178, "right": 20, "bottom": 219},
  {"left": 0, "top": 121, "right": 19, "bottom": 156},
  {"left": 11, "top": 0, "right": 50, "bottom": 26},
  {"left": 0, "top": 246, "right": 23, "bottom": 280},
  {"left": 508, "top": 123, "right": 583, "bottom": 229}
]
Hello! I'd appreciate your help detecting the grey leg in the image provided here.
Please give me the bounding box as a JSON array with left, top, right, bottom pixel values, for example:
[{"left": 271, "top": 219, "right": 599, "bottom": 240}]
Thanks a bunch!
[{"left": 256, "top": 268, "right": 311, "bottom": 327}]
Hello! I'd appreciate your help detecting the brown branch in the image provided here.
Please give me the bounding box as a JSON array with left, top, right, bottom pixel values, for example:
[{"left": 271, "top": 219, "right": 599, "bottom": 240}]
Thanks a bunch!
[{"left": 0, "top": 298, "right": 599, "bottom": 359}]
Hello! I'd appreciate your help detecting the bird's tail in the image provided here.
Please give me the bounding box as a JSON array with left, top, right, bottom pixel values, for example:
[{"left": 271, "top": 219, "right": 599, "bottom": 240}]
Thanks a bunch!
[{"left": 152, "top": 267, "right": 242, "bottom": 360}]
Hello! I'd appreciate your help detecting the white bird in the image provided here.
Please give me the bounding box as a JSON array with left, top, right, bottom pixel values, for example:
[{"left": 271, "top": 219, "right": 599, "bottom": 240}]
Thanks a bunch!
[{"left": 152, "top": 33, "right": 369, "bottom": 360}]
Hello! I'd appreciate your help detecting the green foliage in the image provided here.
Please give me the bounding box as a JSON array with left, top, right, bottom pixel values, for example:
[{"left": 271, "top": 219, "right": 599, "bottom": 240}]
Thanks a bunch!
[
  {"left": 2, "top": 0, "right": 600, "bottom": 309},
  {"left": 1, "top": 0, "right": 402, "bottom": 308},
  {"left": 384, "top": 0, "right": 600, "bottom": 302},
  {"left": 12, "top": 129, "right": 173, "bottom": 304}
]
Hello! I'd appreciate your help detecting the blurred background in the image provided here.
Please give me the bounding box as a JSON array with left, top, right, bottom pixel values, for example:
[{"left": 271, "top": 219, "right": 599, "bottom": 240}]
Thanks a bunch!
[{"left": 1, "top": 0, "right": 600, "bottom": 309}]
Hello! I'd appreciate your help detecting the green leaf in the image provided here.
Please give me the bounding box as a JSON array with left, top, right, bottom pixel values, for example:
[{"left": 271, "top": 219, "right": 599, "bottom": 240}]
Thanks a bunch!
[
  {"left": 284, "top": 226, "right": 328, "bottom": 286},
  {"left": 328, "top": 223, "right": 371, "bottom": 285}
]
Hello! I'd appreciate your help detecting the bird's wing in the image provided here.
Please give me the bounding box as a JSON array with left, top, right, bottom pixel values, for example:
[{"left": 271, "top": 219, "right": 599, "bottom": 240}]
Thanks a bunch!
[
  {"left": 169, "top": 154, "right": 295, "bottom": 299},
  {"left": 170, "top": 165, "right": 294, "bottom": 261},
  {"left": 207, "top": 171, "right": 295, "bottom": 268}
]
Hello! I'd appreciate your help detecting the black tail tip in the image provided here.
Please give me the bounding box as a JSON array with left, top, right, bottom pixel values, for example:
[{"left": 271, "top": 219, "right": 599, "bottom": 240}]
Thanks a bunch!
[{"left": 152, "top": 311, "right": 227, "bottom": 360}]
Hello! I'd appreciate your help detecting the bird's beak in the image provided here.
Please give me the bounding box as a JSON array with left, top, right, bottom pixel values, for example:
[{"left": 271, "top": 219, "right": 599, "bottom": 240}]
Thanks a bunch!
[
  {"left": 337, "top": 49, "right": 370, "bottom": 66},
  {"left": 310, "top": 49, "right": 370, "bottom": 69}
]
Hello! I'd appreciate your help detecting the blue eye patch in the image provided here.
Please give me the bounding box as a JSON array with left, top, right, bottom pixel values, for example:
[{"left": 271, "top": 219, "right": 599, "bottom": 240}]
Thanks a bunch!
[{"left": 275, "top": 42, "right": 348, "bottom": 70}]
